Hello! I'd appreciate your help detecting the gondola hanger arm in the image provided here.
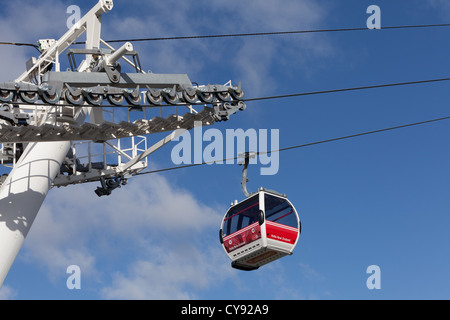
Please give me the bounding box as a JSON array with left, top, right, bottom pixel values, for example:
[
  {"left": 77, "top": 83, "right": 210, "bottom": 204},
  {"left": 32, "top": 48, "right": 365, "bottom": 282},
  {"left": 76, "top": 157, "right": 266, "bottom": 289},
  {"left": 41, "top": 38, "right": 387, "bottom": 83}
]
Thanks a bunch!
[{"left": 238, "top": 151, "right": 256, "bottom": 197}]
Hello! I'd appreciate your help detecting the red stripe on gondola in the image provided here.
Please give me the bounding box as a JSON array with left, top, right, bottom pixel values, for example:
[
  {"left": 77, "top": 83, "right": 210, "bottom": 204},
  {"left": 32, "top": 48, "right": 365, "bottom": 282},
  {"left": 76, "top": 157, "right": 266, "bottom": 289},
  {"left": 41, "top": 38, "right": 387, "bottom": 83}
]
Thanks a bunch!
[
  {"left": 223, "top": 222, "right": 261, "bottom": 253},
  {"left": 266, "top": 221, "right": 298, "bottom": 244},
  {"left": 224, "top": 201, "right": 259, "bottom": 221},
  {"left": 266, "top": 221, "right": 298, "bottom": 232},
  {"left": 223, "top": 222, "right": 259, "bottom": 241},
  {"left": 272, "top": 210, "right": 293, "bottom": 223}
]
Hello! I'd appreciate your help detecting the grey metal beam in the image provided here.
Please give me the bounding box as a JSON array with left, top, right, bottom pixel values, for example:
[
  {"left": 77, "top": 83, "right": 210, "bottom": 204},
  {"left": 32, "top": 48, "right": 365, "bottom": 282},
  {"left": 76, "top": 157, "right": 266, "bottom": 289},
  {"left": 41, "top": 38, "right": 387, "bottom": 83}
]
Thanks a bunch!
[{"left": 42, "top": 71, "right": 192, "bottom": 88}]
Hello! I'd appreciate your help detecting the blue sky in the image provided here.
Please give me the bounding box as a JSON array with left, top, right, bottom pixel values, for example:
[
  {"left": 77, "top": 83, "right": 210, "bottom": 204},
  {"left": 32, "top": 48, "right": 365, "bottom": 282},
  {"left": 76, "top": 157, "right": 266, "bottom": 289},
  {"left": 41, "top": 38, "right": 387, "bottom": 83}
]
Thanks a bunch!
[{"left": 1, "top": 0, "right": 450, "bottom": 300}]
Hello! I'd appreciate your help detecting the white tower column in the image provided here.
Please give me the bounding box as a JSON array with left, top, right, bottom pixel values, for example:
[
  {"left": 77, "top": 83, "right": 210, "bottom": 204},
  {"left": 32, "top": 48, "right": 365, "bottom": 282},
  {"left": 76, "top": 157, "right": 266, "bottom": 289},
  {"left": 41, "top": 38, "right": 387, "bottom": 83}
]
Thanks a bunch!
[
  {"left": 0, "top": 0, "right": 111, "bottom": 287},
  {"left": 0, "top": 141, "right": 71, "bottom": 286}
]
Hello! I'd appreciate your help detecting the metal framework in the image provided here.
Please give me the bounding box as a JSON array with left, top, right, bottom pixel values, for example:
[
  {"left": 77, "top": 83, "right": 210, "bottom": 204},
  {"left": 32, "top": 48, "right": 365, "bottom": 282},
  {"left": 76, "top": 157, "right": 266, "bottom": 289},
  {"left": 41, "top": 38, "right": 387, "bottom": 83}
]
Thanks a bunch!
[{"left": 0, "top": 0, "right": 245, "bottom": 286}]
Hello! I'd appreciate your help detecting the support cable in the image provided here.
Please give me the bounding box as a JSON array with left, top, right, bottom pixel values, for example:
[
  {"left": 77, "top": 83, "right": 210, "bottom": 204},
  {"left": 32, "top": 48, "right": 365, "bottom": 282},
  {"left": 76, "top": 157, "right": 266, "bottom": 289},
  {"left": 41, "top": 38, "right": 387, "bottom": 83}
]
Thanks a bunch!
[
  {"left": 133, "top": 115, "right": 450, "bottom": 176},
  {"left": 244, "top": 78, "right": 450, "bottom": 102},
  {"left": 4, "top": 23, "right": 450, "bottom": 48},
  {"left": 96, "top": 23, "right": 450, "bottom": 43},
  {"left": 0, "top": 41, "right": 40, "bottom": 52}
]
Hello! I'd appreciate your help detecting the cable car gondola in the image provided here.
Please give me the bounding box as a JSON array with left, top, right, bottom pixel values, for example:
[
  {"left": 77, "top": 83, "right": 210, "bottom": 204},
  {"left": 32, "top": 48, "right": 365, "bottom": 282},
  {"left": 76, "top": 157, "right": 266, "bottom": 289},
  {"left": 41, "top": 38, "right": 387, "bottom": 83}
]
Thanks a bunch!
[{"left": 219, "top": 153, "right": 301, "bottom": 271}]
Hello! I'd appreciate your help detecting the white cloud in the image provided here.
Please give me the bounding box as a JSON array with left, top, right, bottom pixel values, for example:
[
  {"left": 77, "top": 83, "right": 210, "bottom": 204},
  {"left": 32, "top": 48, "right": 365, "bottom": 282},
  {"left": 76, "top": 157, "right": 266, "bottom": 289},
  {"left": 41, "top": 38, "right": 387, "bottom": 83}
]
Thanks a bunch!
[
  {"left": 299, "top": 262, "right": 325, "bottom": 282},
  {"left": 210, "top": 0, "right": 324, "bottom": 31},
  {"left": 104, "top": 0, "right": 332, "bottom": 96},
  {"left": 0, "top": 0, "right": 67, "bottom": 81},
  {"left": 23, "top": 173, "right": 232, "bottom": 298},
  {"left": 101, "top": 243, "right": 230, "bottom": 299},
  {"left": 0, "top": 285, "right": 17, "bottom": 300},
  {"left": 206, "top": 0, "right": 332, "bottom": 93}
]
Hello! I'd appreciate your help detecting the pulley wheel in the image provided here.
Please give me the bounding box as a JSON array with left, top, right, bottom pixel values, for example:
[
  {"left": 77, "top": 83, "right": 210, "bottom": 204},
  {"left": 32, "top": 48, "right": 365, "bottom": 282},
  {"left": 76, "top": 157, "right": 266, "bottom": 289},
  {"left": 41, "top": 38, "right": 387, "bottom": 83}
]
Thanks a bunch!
[
  {"left": 230, "top": 88, "right": 245, "bottom": 100},
  {"left": 86, "top": 93, "right": 103, "bottom": 105},
  {"left": 162, "top": 91, "right": 179, "bottom": 105},
  {"left": 63, "top": 89, "right": 84, "bottom": 105},
  {"left": 41, "top": 90, "right": 61, "bottom": 105},
  {"left": 146, "top": 90, "right": 162, "bottom": 105},
  {"left": 182, "top": 90, "right": 198, "bottom": 104},
  {"left": 125, "top": 93, "right": 142, "bottom": 106},
  {"left": 107, "top": 94, "right": 124, "bottom": 105},
  {"left": 19, "top": 91, "right": 39, "bottom": 104},
  {"left": 215, "top": 91, "right": 231, "bottom": 102},
  {"left": 0, "top": 90, "right": 15, "bottom": 103},
  {"left": 197, "top": 91, "right": 214, "bottom": 103}
]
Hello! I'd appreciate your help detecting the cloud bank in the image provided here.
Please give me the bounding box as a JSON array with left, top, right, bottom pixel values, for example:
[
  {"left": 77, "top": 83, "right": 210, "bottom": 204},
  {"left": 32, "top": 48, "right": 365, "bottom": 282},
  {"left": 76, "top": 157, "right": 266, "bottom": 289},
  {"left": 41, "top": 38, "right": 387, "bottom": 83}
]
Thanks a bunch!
[{"left": 24, "top": 174, "right": 232, "bottom": 299}]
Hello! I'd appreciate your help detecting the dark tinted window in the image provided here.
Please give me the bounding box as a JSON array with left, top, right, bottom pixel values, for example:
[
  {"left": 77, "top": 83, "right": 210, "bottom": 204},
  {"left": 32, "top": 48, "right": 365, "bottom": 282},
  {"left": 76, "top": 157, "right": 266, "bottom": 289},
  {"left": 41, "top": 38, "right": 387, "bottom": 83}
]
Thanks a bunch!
[
  {"left": 264, "top": 194, "right": 298, "bottom": 229},
  {"left": 223, "top": 195, "right": 260, "bottom": 237}
]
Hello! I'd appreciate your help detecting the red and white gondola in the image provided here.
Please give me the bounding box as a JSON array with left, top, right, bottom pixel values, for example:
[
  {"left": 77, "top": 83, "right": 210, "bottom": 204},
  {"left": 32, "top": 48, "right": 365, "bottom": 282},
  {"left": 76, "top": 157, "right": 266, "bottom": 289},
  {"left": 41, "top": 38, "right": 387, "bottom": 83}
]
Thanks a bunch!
[{"left": 219, "top": 188, "right": 301, "bottom": 271}]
